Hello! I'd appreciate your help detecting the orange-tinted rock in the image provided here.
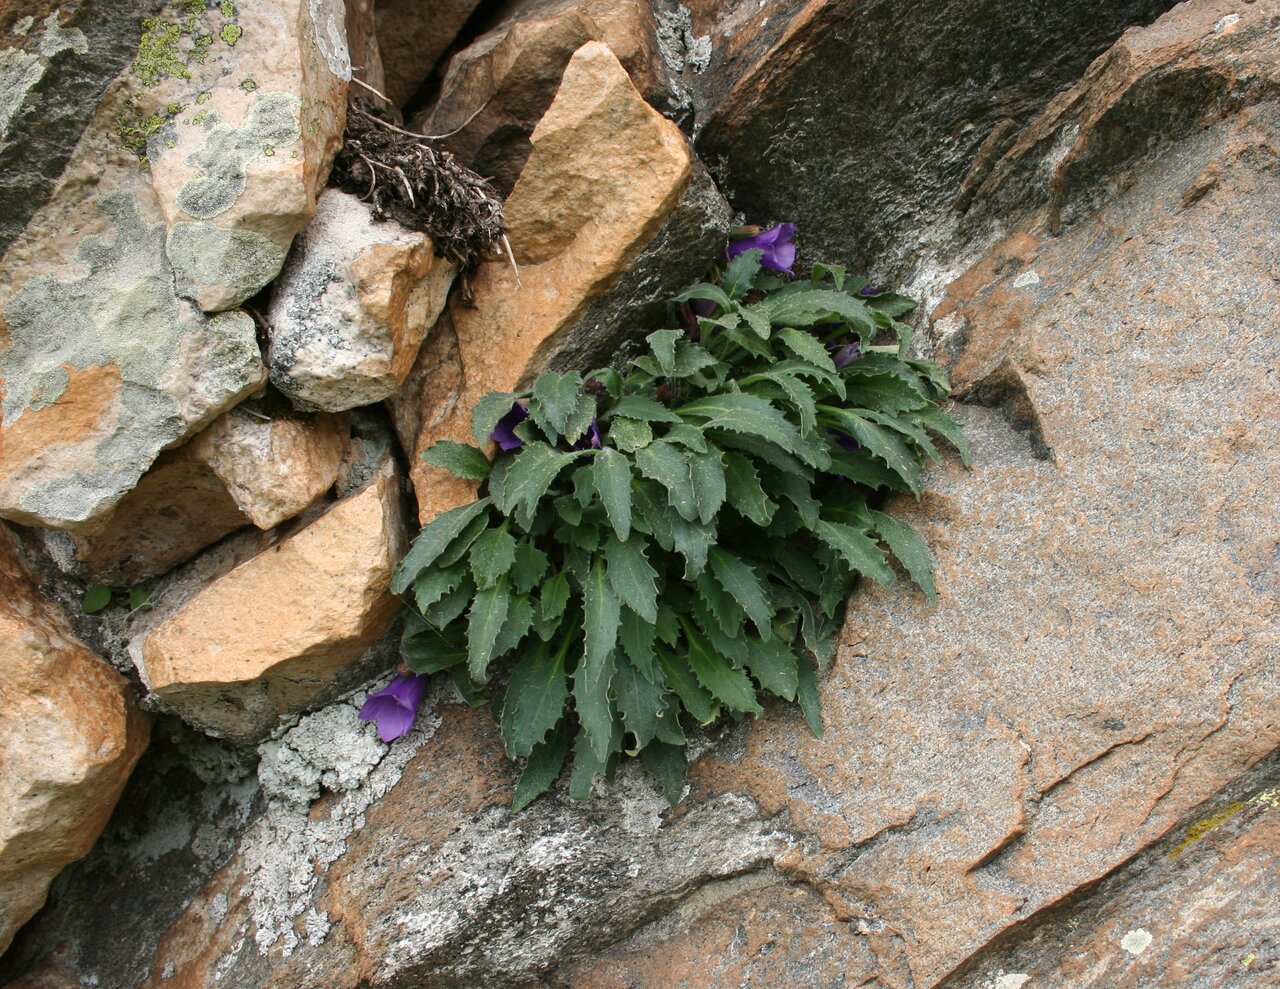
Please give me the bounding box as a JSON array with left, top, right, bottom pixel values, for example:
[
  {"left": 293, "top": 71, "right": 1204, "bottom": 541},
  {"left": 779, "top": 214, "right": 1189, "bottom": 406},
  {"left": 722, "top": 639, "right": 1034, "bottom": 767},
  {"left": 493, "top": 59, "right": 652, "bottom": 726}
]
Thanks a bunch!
[
  {"left": 133, "top": 469, "right": 406, "bottom": 743},
  {"left": 344, "top": 0, "right": 386, "bottom": 95},
  {"left": 0, "top": 525, "right": 149, "bottom": 953}
]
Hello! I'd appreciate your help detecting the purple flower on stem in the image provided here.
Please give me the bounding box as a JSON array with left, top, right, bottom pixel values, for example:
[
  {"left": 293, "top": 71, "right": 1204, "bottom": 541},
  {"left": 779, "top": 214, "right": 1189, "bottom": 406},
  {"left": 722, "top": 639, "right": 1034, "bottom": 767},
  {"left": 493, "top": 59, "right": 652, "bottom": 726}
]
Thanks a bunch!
[
  {"left": 727, "top": 223, "right": 796, "bottom": 274},
  {"left": 832, "top": 341, "right": 861, "bottom": 369},
  {"left": 829, "top": 429, "right": 861, "bottom": 453},
  {"left": 859, "top": 285, "right": 882, "bottom": 297},
  {"left": 572, "top": 418, "right": 602, "bottom": 452},
  {"left": 359, "top": 673, "right": 429, "bottom": 742},
  {"left": 491, "top": 402, "right": 529, "bottom": 451}
]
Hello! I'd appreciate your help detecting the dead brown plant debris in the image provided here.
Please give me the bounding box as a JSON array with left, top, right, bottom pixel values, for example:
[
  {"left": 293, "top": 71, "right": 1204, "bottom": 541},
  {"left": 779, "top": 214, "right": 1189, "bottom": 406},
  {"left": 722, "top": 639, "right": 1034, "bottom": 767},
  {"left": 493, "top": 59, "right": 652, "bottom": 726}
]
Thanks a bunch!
[{"left": 330, "top": 100, "right": 507, "bottom": 285}]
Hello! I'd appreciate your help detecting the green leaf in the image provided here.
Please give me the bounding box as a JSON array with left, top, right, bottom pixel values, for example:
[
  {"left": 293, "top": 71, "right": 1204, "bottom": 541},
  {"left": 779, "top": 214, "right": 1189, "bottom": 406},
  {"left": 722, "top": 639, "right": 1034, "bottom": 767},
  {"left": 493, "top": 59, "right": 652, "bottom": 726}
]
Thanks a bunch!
[
  {"left": 812, "top": 520, "right": 894, "bottom": 585},
  {"left": 671, "top": 340, "right": 718, "bottom": 377},
  {"left": 636, "top": 441, "right": 697, "bottom": 522},
  {"left": 870, "top": 510, "right": 936, "bottom": 601},
  {"left": 450, "top": 665, "right": 489, "bottom": 707},
  {"left": 743, "top": 637, "right": 799, "bottom": 701},
  {"left": 810, "top": 261, "right": 846, "bottom": 290},
  {"left": 606, "top": 416, "right": 652, "bottom": 453},
  {"left": 826, "top": 449, "right": 911, "bottom": 490},
  {"left": 669, "top": 514, "right": 714, "bottom": 579},
  {"left": 657, "top": 649, "right": 717, "bottom": 724},
  {"left": 413, "top": 565, "right": 465, "bottom": 612},
  {"left": 753, "top": 372, "right": 818, "bottom": 436},
  {"left": 740, "top": 305, "right": 773, "bottom": 339},
  {"left": 577, "top": 559, "right": 620, "bottom": 761},
  {"left": 647, "top": 329, "right": 682, "bottom": 376},
  {"left": 760, "top": 465, "right": 819, "bottom": 529},
  {"left": 640, "top": 742, "right": 687, "bottom": 806},
  {"left": 690, "top": 595, "right": 748, "bottom": 663},
  {"left": 511, "top": 543, "right": 549, "bottom": 594},
  {"left": 469, "top": 528, "right": 517, "bottom": 590},
  {"left": 424, "top": 575, "right": 474, "bottom": 628},
  {"left": 776, "top": 327, "right": 838, "bottom": 374},
  {"left": 592, "top": 447, "right": 632, "bottom": 541},
  {"left": 531, "top": 371, "right": 585, "bottom": 439},
  {"left": 492, "top": 594, "right": 536, "bottom": 657},
  {"left": 633, "top": 480, "right": 674, "bottom": 551},
  {"left": 619, "top": 606, "right": 657, "bottom": 682},
  {"left": 420, "top": 440, "right": 492, "bottom": 480},
  {"left": 654, "top": 695, "right": 687, "bottom": 745},
  {"left": 677, "top": 394, "right": 811, "bottom": 466},
  {"left": 500, "top": 638, "right": 570, "bottom": 757},
  {"left": 797, "top": 656, "right": 824, "bottom": 738},
  {"left": 708, "top": 548, "right": 772, "bottom": 639},
  {"left": 722, "top": 248, "right": 762, "bottom": 300},
  {"left": 128, "top": 586, "right": 152, "bottom": 611},
  {"left": 688, "top": 446, "right": 726, "bottom": 525},
  {"left": 604, "top": 534, "right": 659, "bottom": 624},
  {"left": 682, "top": 620, "right": 763, "bottom": 715},
  {"left": 843, "top": 374, "right": 929, "bottom": 414},
  {"left": 569, "top": 716, "right": 622, "bottom": 799},
  {"left": 473, "top": 392, "right": 519, "bottom": 446},
  {"left": 693, "top": 572, "right": 744, "bottom": 639},
  {"left": 614, "top": 659, "right": 667, "bottom": 751},
  {"left": 823, "top": 409, "right": 923, "bottom": 495},
  {"left": 722, "top": 452, "right": 775, "bottom": 526},
  {"left": 759, "top": 287, "right": 875, "bottom": 333},
  {"left": 391, "top": 498, "right": 491, "bottom": 594},
  {"left": 661, "top": 424, "right": 708, "bottom": 453},
  {"left": 865, "top": 292, "right": 917, "bottom": 318},
  {"left": 512, "top": 729, "right": 568, "bottom": 811},
  {"left": 467, "top": 578, "right": 511, "bottom": 681},
  {"left": 912, "top": 406, "right": 972, "bottom": 467},
  {"left": 539, "top": 570, "right": 570, "bottom": 624},
  {"left": 436, "top": 510, "right": 490, "bottom": 567},
  {"left": 605, "top": 395, "right": 682, "bottom": 423},
  {"left": 491, "top": 444, "right": 578, "bottom": 525},
  {"left": 402, "top": 625, "right": 467, "bottom": 674},
  {"left": 671, "top": 282, "right": 732, "bottom": 311}
]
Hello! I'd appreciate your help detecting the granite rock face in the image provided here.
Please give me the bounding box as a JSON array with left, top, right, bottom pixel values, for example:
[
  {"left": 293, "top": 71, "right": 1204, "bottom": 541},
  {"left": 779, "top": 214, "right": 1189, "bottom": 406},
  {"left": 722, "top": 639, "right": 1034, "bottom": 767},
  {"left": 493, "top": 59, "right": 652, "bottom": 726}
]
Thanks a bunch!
[
  {"left": 374, "top": 0, "right": 481, "bottom": 106},
  {"left": 0, "top": 525, "right": 149, "bottom": 955},
  {"left": 268, "top": 189, "right": 457, "bottom": 412}
]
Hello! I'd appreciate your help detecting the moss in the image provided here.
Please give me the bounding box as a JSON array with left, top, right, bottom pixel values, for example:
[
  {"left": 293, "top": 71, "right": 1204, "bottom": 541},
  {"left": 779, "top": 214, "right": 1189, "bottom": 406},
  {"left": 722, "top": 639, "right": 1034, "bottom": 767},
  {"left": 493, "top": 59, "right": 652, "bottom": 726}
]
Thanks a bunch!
[{"left": 219, "top": 23, "right": 242, "bottom": 46}]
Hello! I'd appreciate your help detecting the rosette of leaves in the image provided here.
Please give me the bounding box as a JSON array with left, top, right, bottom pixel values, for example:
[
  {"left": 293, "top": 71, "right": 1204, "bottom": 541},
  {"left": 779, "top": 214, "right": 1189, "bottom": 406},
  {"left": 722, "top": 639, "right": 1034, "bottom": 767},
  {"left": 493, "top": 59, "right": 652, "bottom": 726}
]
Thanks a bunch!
[{"left": 390, "top": 250, "right": 969, "bottom": 809}]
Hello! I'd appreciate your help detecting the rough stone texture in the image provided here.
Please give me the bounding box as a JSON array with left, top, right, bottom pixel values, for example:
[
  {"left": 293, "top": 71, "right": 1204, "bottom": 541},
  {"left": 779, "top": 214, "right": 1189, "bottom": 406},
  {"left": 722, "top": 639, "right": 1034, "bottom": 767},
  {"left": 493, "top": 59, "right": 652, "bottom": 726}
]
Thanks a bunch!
[
  {"left": 139, "top": 0, "right": 351, "bottom": 311},
  {"left": 132, "top": 469, "right": 407, "bottom": 744},
  {"left": 58, "top": 399, "right": 349, "bottom": 584},
  {"left": 344, "top": 0, "right": 385, "bottom": 95},
  {"left": 0, "top": 524, "right": 149, "bottom": 955},
  {"left": 397, "top": 40, "right": 725, "bottom": 522},
  {"left": 414, "top": 0, "right": 673, "bottom": 195},
  {"left": 268, "top": 189, "right": 457, "bottom": 412},
  {"left": 692, "top": 0, "right": 1175, "bottom": 288},
  {"left": 375, "top": 0, "right": 481, "bottom": 106}
]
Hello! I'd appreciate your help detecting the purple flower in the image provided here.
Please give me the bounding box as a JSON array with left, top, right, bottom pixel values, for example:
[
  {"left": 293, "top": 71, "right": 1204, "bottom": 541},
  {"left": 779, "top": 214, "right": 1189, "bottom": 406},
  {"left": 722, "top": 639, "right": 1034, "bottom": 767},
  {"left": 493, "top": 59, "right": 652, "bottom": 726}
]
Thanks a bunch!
[
  {"left": 727, "top": 223, "right": 796, "bottom": 274},
  {"left": 859, "top": 285, "right": 882, "bottom": 297},
  {"left": 359, "top": 673, "right": 429, "bottom": 742},
  {"left": 491, "top": 402, "right": 528, "bottom": 451},
  {"left": 832, "top": 341, "right": 861, "bottom": 369},
  {"left": 572, "top": 418, "right": 602, "bottom": 451},
  {"left": 829, "top": 429, "right": 861, "bottom": 453}
]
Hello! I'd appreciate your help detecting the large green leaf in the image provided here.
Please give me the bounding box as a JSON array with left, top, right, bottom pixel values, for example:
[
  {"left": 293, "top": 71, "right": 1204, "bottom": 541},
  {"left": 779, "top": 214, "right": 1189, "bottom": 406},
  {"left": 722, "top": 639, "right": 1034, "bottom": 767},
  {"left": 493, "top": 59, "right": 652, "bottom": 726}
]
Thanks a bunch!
[
  {"left": 639, "top": 741, "right": 687, "bottom": 807},
  {"left": 755, "top": 287, "right": 875, "bottom": 333},
  {"left": 671, "top": 282, "right": 732, "bottom": 311},
  {"left": 688, "top": 446, "right": 726, "bottom": 525},
  {"left": 722, "top": 452, "right": 775, "bottom": 526},
  {"left": 646, "top": 330, "right": 682, "bottom": 376},
  {"left": 577, "top": 559, "right": 620, "bottom": 761},
  {"left": 392, "top": 498, "right": 491, "bottom": 594},
  {"left": 682, "top": 620, "right": 763, "bottom": 715},
  {"left": 469, "top": 528, "right": 517, "bottom": 590},
  {"left": 822, "top": 409, "right": 923, "bottom": 495},
  {"left": 912, "top": 406, "right": 972, "bottom": 466},
  {"left": 531, "top": 371, "right": 585, "bottom": 440},
  {"left": 492, "top": 594, "right": 535, "bottom": 658},
  {"left": 604, "top": 534, "right": 659, "bottom": 624},
  {"left": 693, "top": 572, "right": 744, "bottom": 639},
  {"left": 776, "top": 327, "right": 838, "bottom": 375},
  {"left": 619, "top": 606, "right": 657, "bottom": 682},
  {"left": 743, "top": 637, "right": 799, "bottom": 701},
  {"left": 569, "top": 715, "right": 623, "bottom": 800},
  {"left": 401, "top": 625, "right": 466, "bottom": 674},
  {"left": 606, "top": 395, "right": 682, "bottom": 423},
  {"left": 512, "top": 729, "right": 568, "bottom": 811},
  {"left": 722, "top": 248, "right": 762, "bottom": 299},
  {"left": 420, "top": 440, "right": 492, "bottom": 480},
  {"left": 539, "top": 569, "right": 571, "bottom": 624},
  {"left": 592, "top": 447, "right": 632, "bottom": 541},
  {"left": 870, "top": 509, "right": 936, "bottom": 601},
  {"left": 500, "top": 638, "right": 569, "bottom": 757},
  {"left": 690, "top": 595, "right": 748, "bottom": 663},
  {"left": 413, "top": 565, "right": 465, "bottom": 612},
  {"left": 435, "top": 510, "right": 491, "bottom": 568},
  {"left": 843, "top": 373, "right": 929, "bottom": 414},
  {"left": 491, "top": 443, "right": 578, "bottom": 524},
  {"left": 708, "top": 548, "right": 772, "bottom": 639},
  {"left": 636, "top": 441, "right": 697, "bottom": 522},
  {"left": 606, "top": 416, "right": 652, "bottom": 452},
  {"left": 669, "top": 514, "right": 714, "bottom": 579},
  {"left": 812, "top": 520, "right": 894, "bottom": 585},
  {"left": 472, "top": 392, "right": 519, "bottom": 446},
  {"left": 614, "top": 659, "right": 666, "bottom": 751},
  {"left": 511, "top": 543, "right": 549, "bottom": 594},
  {"left": 656, "top": 648, "right": 717, "bottom": 724},
  {"left": 466, "top": 578, "right": 510, "bottom": 681},
  {"left": 797, "top": 656, "right": 824, "bottom": 738},
  {"left": 677, "top": 394, "right": 814, "bottom": 466}
]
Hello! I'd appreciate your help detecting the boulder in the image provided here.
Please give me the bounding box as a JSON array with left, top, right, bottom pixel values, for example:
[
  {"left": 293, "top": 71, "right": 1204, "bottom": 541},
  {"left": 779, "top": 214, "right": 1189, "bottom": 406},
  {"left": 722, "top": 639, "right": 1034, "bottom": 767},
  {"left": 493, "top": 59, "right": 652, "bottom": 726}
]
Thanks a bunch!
[
  {"left": 344, "top": 0, "right": 387, "bottom": 95},
  {"left": 375, "top": 0, "right": 482, "bottom": 106},
  {"left": 140, "top": 0, "right": 351, "bottom": 311},
  {"left": 132, "top": 468, "right": 407, "bottom": 744},
  {"left": 0, "top": 525, "right": 149, "bottom": 954},
  {"left": 59, "top": 400, "right": 350, "bottom": 584},
  {"left": 268, "top": 189, "right": 457, "bottom": 412},
  {"left": 414, "top": 0, "right": 673, "bottom": 195},
  {"left": 397, "top": 40, "right": 729, "bottom": 522}
]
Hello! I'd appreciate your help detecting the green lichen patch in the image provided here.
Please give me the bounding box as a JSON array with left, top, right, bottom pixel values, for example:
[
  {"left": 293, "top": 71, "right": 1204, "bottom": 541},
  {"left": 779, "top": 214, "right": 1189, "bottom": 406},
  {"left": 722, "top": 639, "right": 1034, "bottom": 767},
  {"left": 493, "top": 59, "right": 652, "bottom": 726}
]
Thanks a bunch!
[
  {"left": 167, "top": 220, "right": 285, "bottom": 310},
  {"left": 240, "top": 77, "right": 257, "bottom": 91},
  {"left": 219, "top": 23, "right": 242, "bottom": 46},
  {"left": 133, "top": 17, "right": 189, "bottom": 87},
  {"left": 220, "top": 1, "right": 236, "bottom": 18}
]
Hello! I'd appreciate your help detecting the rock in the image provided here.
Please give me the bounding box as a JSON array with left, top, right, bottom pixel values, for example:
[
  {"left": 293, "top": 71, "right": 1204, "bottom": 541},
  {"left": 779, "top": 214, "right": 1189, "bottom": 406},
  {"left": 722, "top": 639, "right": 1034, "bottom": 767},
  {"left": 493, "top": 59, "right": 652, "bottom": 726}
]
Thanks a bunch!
[
  {"left": 132, "top": 469, "right": 407, "bottom": 744},
  {"left": 344, "top": 0, "right": 387, "bottom": 95},
  {"left": 138, "top": 0, "right": 351, "bottom": 311},
  {"left": 0, "top": 182, "right": 266, "bottom": 531},
  {"left": 692, "top": 0, "right": 1173, "bottom": 286},
  {"left": 375, "top": 0, "right": 481, "bottom": 106},
  {"left": 415, "top": 0, "right": 673, "bottom": 195},
  {"left": 57, "top": 399, "right": 350, "bottom": 584},
  {"left": 398, "top": 41, "right": 728, "bottom": 522},
  {"left": 268, "top": 189, "right": 457, "bottom": 412},
  {"left": 0, "top": 524, "right": 149, "bottom": 954}
]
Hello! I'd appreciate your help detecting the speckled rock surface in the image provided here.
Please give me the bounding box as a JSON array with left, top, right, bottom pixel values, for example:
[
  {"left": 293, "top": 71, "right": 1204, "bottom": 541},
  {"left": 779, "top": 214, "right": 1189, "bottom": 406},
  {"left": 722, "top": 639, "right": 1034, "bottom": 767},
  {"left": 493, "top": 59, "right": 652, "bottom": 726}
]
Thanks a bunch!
[
  {"left": 58, "top": 399, "right": 349, "bottom": 584},
  {"left": 132, "top": 468, "right": 407, "bottom": 744},
  {"left": 396, "top": 40, "right": 722, "bottom": 523},
  {"left": 268, "top": 189, "right": 456, "bottom": 411},
  {"left": 138, "top": 0, "right": 351, "bottom": 311},
  {"left": 0, "top": 525, "right": 149, "bottom": 955}
]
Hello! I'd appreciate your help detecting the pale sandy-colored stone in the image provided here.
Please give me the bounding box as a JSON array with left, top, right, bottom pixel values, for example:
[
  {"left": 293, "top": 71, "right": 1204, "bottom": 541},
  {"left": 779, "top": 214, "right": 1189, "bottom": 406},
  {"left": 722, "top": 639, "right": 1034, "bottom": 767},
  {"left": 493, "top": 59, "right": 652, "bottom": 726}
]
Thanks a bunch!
[
  {"left": 133, "top": 470, "right": 406, "bottom": 743},
  {"left": 0, "top": 525, "right": 149, "bottom": 954},
  {"left": 268, "top": 189, "right": 456, "bottom": 411},
  {"left": 403, "top": 41, "right": 692, "bottom": 522}
]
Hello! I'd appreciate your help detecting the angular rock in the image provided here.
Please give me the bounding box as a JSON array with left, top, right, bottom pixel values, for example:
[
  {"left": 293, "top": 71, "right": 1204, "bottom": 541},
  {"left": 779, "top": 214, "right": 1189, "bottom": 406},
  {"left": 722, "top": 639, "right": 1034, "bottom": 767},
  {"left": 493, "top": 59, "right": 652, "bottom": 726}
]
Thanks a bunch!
[
  {"left": 344, "top": 0, "right": 387, "bottom": 95},
  {"left": 0, "top": 525, "right": 149, "bottom": 954},
  {"left": 374, "top": 0, "right": 481, "bottom": 106},
  {"left": 0, "top": 181, "right": 266, "bottom": 531},
  {"left": 140, "top": 0, "right": 351, "bottom": 311},
  {"left": 415, "top": 0, "right": 673, "bottom": 195},
  {"left": 398, "top": 41, "right": 728, "bottom": 522},
  {"left": 132, "top": 468, "right": 406, "bottom": 744},
  {"left": 59, "top": 399, "right": 350, "bottom": 584},
  {"left": 268, "top": 189, "right": 457, "bottom": 411}
]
